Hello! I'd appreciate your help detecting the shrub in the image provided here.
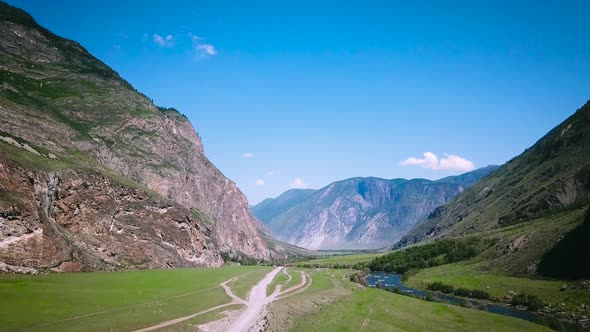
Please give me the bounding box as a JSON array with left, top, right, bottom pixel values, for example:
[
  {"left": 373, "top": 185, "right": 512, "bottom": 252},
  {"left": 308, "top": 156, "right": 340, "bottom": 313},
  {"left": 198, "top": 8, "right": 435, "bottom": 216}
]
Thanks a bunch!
[
  {"left": 510, "top": 293, "right": 544, "bottom": 311},
  {"left": 469, "top": 289, "right": 492, "bottom": 300},
  {"left": 429, "top": 283, "right": 492, "bottom": 300},
  {"left": 428, "top": 282, "right": 455, "bottom": 294}
]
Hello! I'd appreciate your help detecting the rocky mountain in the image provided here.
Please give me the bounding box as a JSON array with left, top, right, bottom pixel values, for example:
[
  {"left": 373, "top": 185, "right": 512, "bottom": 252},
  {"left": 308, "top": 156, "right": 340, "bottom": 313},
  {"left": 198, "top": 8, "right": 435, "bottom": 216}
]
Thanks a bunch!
[
  {"left": 0, "top": 2, "right": 288, "bottom": 273},
  {"left": 251, "top": 189, "right": 316, "bottom": 223},
  {"left": 396, "top": 100, "right": 590, "bottom": 276},
  {"left": 252, "top": 167, "right": 498, "bottom": 250}
]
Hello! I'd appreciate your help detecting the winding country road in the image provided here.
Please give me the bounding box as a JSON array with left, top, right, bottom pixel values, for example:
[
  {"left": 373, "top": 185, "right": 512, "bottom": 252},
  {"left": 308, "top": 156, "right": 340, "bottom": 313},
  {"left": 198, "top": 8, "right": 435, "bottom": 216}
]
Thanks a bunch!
[
  {"left": 226, "top": 267, "right": 283, "bottom": 332},
  {"left": 134, "top": 267, "right": 312, "bottom": 332}
]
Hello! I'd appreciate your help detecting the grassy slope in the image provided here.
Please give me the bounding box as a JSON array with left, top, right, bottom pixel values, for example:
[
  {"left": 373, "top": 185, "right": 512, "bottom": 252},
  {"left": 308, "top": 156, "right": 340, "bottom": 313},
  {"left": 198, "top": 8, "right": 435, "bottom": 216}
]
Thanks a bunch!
[
  {"left": 401, "top": 208, "right": 590, "bottom": 311},
  {"left": 0, "top": 266, "right": 266, "bottom": 331},
  {"left": 406, "top": 262, "right": 590, "bottom": 312},
  {"left": 267, "top": 269, "right": 550, "bottom": 332}
]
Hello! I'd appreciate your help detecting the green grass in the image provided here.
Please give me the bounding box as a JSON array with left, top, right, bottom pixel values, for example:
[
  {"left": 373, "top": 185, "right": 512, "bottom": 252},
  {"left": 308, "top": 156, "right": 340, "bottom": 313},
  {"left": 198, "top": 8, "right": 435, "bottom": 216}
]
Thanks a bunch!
[
  {"left": 0, "top": 266, "right": 266, "bottom": 332},
  {"left": 228, "top": 267, "right": 272, "bottom": 300},
  {"left": 158, "top": 304, "right": 244, "bottom": 332},
  {"left": 297, "top": 253, "right": 385, "bottom": 266},
  {"left": 266, "top": 269, "right": 289, "bottom": 296},
  {"left": 406, "top": 261, "right": 590, "bottom": 311},
  {"left": 289, "top": 269, "right": 550, "bottom": 332},
  {"left": 283, "top": 268, "right": 302, "bottom": 289}
]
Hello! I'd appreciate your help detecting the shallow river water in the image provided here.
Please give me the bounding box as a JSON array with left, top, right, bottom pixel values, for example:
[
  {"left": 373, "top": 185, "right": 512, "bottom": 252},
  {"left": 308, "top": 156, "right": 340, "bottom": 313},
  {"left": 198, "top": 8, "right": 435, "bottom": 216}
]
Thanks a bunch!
[{"left": 366, "top": 272, "right": 580, "bottom": 332}]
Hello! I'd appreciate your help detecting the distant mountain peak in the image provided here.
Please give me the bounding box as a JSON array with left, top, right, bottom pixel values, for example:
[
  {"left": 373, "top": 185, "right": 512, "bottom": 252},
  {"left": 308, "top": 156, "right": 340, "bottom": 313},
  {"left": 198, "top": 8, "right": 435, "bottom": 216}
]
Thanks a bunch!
[{"left": 252, "top": 166, "right": 498, "bottom": 250}]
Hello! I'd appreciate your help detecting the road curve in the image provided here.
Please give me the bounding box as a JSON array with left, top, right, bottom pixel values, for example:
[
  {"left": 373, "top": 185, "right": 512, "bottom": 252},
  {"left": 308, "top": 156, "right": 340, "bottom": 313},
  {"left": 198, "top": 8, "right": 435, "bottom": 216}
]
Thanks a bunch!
[{"left": 226, "top": 267, "right": 283, "bottom": 332}]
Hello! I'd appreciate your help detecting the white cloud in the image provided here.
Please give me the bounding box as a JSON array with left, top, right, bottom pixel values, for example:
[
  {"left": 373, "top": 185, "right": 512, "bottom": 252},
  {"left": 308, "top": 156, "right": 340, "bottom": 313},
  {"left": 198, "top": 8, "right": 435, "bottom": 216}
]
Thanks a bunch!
[
  {"left": 153, "top": 34, "right": 176, "bottom": 47},
  {"left": 196, "top": 43, "right": 217, "bottom": 56},
  {"left": 439, "top": 154, "right": 476, "bottom": 172},
  {"left": 290, "top": 177, "right": 310, "bottom": 189},
  {"left": 267, "top": 170, "right": 281, "bottom": 176},
  {"left": 255, "top": 179, "right": 265, "bottom": 186},
  {"left": 400, "top": 152, "right": 475, "bottom": 172},
  {"left": 188, "top": 32, "right": 217, "bottom": 57},
  {"left": 242, "top": 153, "right": 254, "bottom": 159}
]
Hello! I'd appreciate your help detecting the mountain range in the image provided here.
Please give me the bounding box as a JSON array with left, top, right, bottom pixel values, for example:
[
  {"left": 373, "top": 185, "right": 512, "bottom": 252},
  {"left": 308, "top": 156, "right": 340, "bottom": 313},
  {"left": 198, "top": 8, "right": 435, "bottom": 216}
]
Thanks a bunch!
[{"left": 252, "top": 166, "right": 498, "bottom": 250}]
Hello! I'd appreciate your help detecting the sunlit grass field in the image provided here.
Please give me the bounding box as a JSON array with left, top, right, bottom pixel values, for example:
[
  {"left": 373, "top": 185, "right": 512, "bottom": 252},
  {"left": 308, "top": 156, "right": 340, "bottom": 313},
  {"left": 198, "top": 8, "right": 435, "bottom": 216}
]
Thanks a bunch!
[
  {"left": 406, "top": 261, "right": 590, "bottom": 311},
  {"left": 0, "top": 266, "right": 267, "bottom": 331},
  {"left": 282, "top": 269, "right": 550, "bottom": 332}
]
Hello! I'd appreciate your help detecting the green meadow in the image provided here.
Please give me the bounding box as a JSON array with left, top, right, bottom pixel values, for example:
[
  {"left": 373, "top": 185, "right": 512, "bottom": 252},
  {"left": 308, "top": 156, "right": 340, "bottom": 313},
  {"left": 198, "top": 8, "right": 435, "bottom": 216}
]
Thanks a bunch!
[
  {"left": 0, "top": 265, "right": 560, "bottom": 332},
  {"left": 268, "top": 268, "right": 551, "bottom": 332},
  {"left": 0, "top": 266, "right": 266, "bottom": 332},
  {"left": 406, "top": 261, "right": 590, "bottom": 311}
]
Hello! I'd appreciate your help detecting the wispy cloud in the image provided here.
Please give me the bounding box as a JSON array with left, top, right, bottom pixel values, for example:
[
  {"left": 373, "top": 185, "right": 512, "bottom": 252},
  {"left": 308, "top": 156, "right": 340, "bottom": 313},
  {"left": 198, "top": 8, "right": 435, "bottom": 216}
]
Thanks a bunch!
[
  {"left": 153, "top": 34, "right": 176, "bottom": 47},
  {"left": 196, "top": 43, "right": 217, "bottom": 56},
  {"left": 290, "top": 177, "right": 310, "bottom": 189},
  {"left": 189, "top": 32, "right": 217, "bottom": 56},
  {"left": 255, "top": 179, "right": 265, "bottom": 186},
  {"left": 242, "top": 153, "right": 254, "bottom": 159},
  {"left": 400, "top": 152, "right": 475, "bottom": 172}
]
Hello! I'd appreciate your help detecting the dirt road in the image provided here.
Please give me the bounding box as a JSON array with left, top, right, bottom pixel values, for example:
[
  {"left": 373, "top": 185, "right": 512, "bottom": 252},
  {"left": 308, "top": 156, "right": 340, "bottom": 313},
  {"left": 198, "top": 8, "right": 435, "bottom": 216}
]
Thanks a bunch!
[{"left": 226, "top": 267, "right": 283, "bottom": 332}]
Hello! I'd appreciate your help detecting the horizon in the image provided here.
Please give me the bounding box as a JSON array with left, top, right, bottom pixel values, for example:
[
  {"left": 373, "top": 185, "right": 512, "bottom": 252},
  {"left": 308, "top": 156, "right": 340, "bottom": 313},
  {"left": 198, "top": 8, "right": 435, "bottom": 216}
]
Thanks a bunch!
[{"left": 9, "top": 0, "right": 590, "bottom": 204}]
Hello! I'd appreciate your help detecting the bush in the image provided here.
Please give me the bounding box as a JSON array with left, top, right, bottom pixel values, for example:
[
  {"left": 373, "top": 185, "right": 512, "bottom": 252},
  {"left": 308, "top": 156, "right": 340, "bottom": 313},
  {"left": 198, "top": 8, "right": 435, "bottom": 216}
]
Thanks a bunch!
[
  {"left": 453, "top": 287, "right": 471, "bottom": 297},
  {"left": 428, "top": 282, "right": 455, "bottom": 294},
  {"left": 387, "top": 287, "right": 402, "bottom": 294},
  {"left": 469, "top": 289, "right": 492, "bottom": 300},
  {"left": 429, "top": 282, "right": 492, "bottom": 300},
  {"left": 510, "top": 293, "right": 544, "bottom": 311}
]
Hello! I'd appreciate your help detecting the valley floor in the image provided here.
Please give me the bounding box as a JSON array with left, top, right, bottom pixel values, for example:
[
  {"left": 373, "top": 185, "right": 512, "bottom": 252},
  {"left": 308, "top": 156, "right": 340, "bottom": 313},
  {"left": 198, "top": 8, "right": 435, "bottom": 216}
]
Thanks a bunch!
[
  {"left": 266, "top": 268, "right": 550, "bottom": 332},
  {"left": 0, "top": 266, "right": 268, "bottom": 331},
  {"left": 0, "top": 265, "right": 559, "bottom": 331}
]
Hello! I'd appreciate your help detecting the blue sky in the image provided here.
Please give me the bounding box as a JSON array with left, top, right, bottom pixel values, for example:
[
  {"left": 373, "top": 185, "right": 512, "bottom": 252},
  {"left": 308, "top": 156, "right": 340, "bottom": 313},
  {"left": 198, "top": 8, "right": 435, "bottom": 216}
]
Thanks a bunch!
[{"left": 11, "top": 0, "right": 590, "bottom": 204}]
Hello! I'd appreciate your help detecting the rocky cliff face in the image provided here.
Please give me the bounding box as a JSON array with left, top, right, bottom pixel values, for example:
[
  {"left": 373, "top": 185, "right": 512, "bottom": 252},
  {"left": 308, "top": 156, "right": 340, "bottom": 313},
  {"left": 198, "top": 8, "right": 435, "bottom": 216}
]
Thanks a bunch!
[
  {"left": 253, "top": 167, "right": 497, "bottom": 250},
  {"left": 0, "top": 154, "right": 222, "bottom": 274},
  {"left": 0, "top": 1, "right": 274, "bottom": 272}
]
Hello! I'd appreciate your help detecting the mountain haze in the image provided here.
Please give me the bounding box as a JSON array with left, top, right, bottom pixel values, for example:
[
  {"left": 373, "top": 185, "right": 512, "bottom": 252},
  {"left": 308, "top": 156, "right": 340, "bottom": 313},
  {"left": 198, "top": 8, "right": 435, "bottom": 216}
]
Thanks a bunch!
[{"left": 253, "top": 167, "right": 498, "bottom": 250}]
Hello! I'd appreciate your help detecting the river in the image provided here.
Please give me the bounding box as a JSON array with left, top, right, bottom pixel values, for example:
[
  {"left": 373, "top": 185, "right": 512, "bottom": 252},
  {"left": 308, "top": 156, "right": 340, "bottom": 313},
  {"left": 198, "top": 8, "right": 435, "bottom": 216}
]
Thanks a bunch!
[{"left": 366, "top": 272, "right": 580, "bottom": 332}]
